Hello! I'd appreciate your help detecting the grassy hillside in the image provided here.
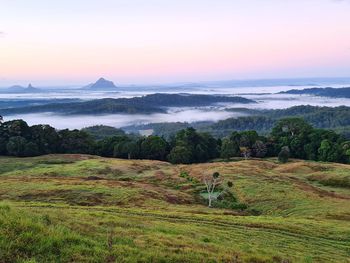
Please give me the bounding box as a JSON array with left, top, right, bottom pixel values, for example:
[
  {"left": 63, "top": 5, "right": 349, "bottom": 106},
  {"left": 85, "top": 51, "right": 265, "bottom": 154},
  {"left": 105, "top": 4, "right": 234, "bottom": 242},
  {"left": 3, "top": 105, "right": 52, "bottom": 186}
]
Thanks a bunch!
[{"left": 0, "top": 155, "right": 350, "bottom": 262}]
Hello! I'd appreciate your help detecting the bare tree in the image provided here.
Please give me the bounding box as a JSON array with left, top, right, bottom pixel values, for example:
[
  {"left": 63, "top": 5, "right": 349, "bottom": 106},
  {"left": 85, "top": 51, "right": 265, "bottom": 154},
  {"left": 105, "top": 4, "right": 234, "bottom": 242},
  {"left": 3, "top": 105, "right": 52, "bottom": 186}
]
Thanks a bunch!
[
  {"left": 241, "top": 147, "right": 251, "bottom": 160},
  {"left": 203, "top": 172, "right": 233, "bottom": 207}
]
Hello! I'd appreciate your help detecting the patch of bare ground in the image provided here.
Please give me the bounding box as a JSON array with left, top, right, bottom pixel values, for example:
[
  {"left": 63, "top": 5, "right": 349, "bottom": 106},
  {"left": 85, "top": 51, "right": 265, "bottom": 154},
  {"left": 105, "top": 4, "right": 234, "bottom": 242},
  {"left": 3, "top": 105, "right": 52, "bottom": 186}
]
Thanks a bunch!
[
  {"left": 273, "top": 161, "right": 347, "bottom": 175},
  {"left": 18, "top": 189, "right": 108, "bottom": 206},
  {"left": 179, "top": 160, "right": 278, "bottom": 181},
  {"left": 0, "top": 175, "right": 195, "bottom": 206},
  {"left": 106, "top": 160, "right": 170, "bottom": 176},
  {"left": 137, "top": 184, "right": 195, "bottom": 205},
  {"left": 287, "top": 176, "right": 350, "bottom": 200},
  {"left": 99, "top": 178, "right": 195, "bottom": 205},
  {"left": 274, "top": 162, "right": 317, "bottom": 174},
  {"left": 153, "top": 170, "right": 166, "bottom": 179},
  {"left": 49, "top": 154, "right": 97, "bottom": 161}
]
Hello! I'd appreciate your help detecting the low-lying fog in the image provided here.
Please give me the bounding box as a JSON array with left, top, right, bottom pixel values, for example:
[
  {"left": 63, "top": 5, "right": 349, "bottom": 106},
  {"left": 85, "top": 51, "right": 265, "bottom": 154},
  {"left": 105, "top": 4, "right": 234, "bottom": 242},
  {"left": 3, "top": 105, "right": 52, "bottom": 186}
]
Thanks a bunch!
[
  {"left": 240, "top": 94, "right": 350, "bottom": 109},
  {"left": 0, "top": 83, "right": 349, "bottom": 100},
  {"left": 2, "top": 84, "right": 350, "bottom": 129},
  {"left": 4, "top": 95, "right": 350, "bottom": 130},
  {"left": 4, "top": 109, "right": 244, "bottom": 130}
]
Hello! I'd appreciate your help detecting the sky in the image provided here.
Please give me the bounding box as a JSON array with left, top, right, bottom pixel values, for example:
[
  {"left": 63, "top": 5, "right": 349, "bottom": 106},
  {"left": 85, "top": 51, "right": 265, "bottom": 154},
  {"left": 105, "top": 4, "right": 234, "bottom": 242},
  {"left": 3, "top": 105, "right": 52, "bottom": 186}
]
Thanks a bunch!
[{"left": 1, "top": 0, "right": 350, "bottom": 86}]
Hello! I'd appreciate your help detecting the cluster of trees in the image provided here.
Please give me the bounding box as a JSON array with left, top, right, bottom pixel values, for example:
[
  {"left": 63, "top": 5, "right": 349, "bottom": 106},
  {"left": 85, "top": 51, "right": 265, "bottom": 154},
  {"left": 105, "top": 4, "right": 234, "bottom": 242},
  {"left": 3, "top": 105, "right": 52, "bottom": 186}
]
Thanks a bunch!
[
  {"left": 0, "top": 118, "right": 349, "bottom": 164},
  {"left": 82, "top": 125, "right": 126, "bottom": 140},
  {"left": 220, "top": 117, "right": 350, "bottom": 163},
  {"left": 207, "top": 116, "right": 275, "bottom": 137},
  {"left": 269, "top": 105, "right": 350, "bottom": 130},
  {"left": 220, "top": 130, "right": 269, "bottom": 159},
  {"left": 167, "top": 128, "right": 219, "bottom": 163},
  {"left": 0, "top": 120, "right": 94, "bottom": 156},
  {"left": 271, "top": 118, "right": 350, "bottom": 163}
]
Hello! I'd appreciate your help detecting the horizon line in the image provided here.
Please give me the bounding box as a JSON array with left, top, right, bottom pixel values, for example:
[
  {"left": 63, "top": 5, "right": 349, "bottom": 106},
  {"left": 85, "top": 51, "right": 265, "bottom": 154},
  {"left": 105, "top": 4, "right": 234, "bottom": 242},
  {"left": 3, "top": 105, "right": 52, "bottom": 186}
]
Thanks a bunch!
[{"left": 2, "top": 76, "right": 350, "bottom": 88}]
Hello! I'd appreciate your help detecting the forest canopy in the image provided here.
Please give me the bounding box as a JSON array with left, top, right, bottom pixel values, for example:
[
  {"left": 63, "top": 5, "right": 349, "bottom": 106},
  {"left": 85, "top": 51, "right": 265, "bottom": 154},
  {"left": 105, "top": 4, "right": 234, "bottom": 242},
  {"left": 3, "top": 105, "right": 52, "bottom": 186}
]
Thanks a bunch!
[{"left": 0, "top": 117, "right": 349, "bottom": 165}]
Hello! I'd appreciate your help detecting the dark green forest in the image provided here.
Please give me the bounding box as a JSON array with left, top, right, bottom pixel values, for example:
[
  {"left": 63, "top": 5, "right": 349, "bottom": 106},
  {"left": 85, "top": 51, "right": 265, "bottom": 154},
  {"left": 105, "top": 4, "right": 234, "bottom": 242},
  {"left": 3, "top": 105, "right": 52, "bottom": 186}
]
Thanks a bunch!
[{"left": 0, "top": 117, "right": 349, "bottom": 165}]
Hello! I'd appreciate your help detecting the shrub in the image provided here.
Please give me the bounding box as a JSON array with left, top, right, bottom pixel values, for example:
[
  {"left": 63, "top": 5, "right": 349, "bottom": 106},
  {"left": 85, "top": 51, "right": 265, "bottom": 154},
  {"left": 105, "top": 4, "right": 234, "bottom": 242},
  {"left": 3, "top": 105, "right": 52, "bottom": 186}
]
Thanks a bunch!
[{"left": 278, "top": 146, "right": 290, "bottom": 163}]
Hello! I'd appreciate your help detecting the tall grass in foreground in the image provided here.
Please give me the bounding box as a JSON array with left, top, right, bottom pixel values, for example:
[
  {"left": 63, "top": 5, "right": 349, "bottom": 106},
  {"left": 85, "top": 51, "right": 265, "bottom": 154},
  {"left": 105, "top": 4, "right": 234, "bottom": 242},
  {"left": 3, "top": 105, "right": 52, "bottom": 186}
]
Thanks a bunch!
[{"left": 0, "top": 203, "right": 106, "bottom": 262}]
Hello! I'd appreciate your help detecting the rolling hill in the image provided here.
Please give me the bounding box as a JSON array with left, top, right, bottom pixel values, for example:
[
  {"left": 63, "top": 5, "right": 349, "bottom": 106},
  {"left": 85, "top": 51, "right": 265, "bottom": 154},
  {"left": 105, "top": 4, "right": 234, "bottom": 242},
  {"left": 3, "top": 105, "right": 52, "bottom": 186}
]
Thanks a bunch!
[
  {"left": 1, "top": 154, "right": 349, "bottom": 262},
  {"left": 279, "top": 87, "right": 350, "bottom": 98},
  {"left": 0, "top": 94, "right": 255, "bottom": 115}
]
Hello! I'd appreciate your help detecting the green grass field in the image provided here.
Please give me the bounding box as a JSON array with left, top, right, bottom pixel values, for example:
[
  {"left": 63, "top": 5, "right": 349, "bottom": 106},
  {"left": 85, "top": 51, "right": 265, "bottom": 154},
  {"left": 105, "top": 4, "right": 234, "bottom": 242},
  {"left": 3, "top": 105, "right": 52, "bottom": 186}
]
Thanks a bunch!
[{"left": 0, "top": 154, "right": 350, "bottom": 262}]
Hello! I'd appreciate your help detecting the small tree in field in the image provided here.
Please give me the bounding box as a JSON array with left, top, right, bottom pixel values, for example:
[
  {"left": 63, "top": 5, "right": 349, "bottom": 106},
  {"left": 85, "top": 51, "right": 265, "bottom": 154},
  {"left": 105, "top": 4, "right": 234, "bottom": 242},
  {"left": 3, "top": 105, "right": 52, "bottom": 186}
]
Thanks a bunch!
[
  {"left": 278, "top": 146, "right": 290, "bottom": 163},
  {"left": 203, "top": 172, "right": 233, "bottom": 207},
  {"left": 240, "top": 147, "right": 252, "bottom": 160}
]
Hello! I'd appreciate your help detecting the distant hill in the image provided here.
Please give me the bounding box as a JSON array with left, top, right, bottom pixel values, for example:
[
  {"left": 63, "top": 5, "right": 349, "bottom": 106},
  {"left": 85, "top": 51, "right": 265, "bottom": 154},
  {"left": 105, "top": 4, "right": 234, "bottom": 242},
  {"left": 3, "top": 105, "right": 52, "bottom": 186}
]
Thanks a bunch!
[
  {"left": 0, "top": 84, "right": 41, "bottom": 94},
  {"left": 279, "top": 87, "right": 350, "bottom": 98},
  {"left": 0, "top": 98, "right": 165, "bottom": 115},
  {"left": 0, "top": 99, "right": 81, "bottom": 109},
  {"left": 206, "top": 105, "right": 350, "bottom": 137},
  {"left": 118, "top": 93, "right": 255, "bottom": 107},
  {"left": 0, "top": 93, "right": 255, "bottom": 115},
  {"left": 83, "top": 77, "right": 117, "bottom": 90}
]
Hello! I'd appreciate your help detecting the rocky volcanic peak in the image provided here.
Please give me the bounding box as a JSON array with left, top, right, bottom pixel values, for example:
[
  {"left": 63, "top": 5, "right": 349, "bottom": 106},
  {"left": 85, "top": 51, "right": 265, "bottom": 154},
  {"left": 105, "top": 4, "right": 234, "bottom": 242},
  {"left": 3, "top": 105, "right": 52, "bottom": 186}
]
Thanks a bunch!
[{"left": 87, "top": 78, "right": 117, "bottom": 89}]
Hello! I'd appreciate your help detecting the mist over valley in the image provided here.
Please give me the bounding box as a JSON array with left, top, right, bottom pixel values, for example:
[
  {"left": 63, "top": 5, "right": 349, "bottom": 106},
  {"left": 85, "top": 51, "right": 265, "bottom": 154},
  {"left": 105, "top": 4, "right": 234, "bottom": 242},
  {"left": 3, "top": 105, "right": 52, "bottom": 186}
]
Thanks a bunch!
[{"left": 1, "top": 78, "right": 350, "bottom": 131}]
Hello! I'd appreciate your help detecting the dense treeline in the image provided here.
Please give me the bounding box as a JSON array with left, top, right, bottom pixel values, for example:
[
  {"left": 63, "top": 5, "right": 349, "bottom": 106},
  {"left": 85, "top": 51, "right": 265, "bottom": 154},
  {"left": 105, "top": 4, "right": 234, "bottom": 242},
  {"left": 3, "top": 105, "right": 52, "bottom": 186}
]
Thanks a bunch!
[
  {"left": 0, "top": 120, "right": 94, "bottom": 156},
  {"left": 122, "top": 121, "right": 212, "bottom": 140},
  {"left": 82, "top": 125, "right": 126, "bottom": 140},
  {"left": 0, "top": 118, "right": 349, "bottom": 164},
  {"left": 206, "top": 116, "right": 275, "bottom": 137},
  {"left": 208, "top": 105, "right": 350, "bottom": 137},
  {"left": 267, "top": 105, "right": 350, "bottom": 129}
]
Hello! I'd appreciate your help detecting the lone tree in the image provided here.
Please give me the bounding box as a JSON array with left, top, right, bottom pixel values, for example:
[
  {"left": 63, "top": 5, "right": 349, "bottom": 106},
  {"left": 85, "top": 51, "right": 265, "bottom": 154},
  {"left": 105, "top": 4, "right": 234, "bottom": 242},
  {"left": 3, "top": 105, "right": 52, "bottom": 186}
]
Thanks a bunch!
[
  {"left": 203, "top": 172, "right": 233, "bottom": 207},
  {"left": 278, "top": 146, "right": 290, "bottom": 163},
  {"left": 241, "top": 147, "right": 251, "bottom": 160}
]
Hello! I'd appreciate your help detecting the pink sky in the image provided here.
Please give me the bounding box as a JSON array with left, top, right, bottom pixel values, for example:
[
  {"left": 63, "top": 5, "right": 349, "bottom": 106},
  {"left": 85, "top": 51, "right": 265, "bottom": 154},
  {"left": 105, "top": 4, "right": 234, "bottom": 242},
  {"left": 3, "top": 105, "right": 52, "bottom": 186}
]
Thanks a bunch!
[{"left": 1, "top": 0, "right": 350, "bottom": 85}]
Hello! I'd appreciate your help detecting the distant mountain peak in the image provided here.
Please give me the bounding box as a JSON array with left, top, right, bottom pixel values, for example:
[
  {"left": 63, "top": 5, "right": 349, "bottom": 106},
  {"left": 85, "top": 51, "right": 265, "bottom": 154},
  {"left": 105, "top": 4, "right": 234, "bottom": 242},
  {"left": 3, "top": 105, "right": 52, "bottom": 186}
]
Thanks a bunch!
[
  {"left": 0, "top": 83, "right": 41, "bottom": 93},
  {"left": 85, "top": 77, "right": 117, "bottom": 90},
  {"left": 97, "top": 77, "right": 107, "bottom": 82},
  {"left": 27, "top": 83, "right": 35, "bottom": 89}
]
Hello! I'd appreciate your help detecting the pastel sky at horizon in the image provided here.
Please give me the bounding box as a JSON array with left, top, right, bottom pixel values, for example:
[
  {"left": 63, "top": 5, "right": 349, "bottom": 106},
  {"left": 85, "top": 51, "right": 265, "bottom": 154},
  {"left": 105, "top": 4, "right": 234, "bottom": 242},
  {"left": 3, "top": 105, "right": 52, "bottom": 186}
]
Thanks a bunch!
[{"left": 1, "top": 0, "right": 350, "bottom": 86}]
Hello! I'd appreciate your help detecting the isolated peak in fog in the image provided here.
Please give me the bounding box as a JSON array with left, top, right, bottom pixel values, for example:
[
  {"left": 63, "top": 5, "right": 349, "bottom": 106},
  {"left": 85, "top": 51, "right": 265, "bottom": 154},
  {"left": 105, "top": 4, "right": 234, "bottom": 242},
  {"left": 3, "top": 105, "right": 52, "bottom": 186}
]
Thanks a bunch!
[
  {"left": 0, "top": 83, "right": 41, "bottom": 94},
  {"left": 83, "top": 77, "right": 117, "bottom": 90}
]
